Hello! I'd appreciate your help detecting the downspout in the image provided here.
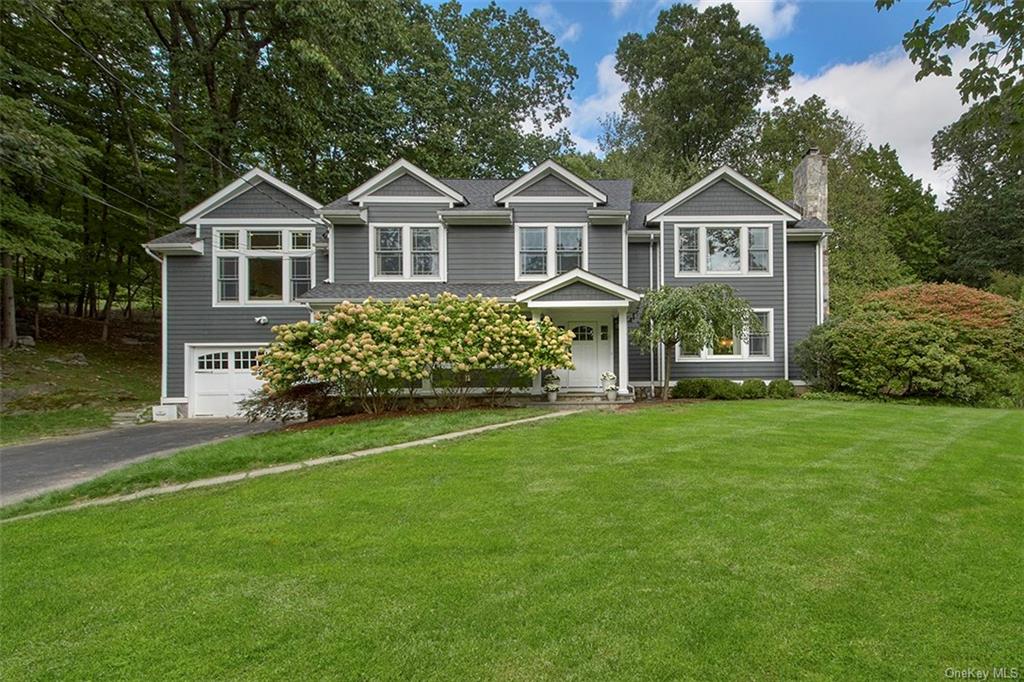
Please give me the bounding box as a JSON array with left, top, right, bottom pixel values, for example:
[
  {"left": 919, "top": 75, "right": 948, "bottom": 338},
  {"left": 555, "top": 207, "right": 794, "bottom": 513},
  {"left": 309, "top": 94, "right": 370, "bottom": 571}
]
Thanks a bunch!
[{"left": 143, "top": 246, "right": 168, "bottom": 402}]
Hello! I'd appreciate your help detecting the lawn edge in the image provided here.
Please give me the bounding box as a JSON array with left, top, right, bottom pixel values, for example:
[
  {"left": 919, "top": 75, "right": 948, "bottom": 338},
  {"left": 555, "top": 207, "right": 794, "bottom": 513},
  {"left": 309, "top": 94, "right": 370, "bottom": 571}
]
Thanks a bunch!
[{"left": 1, "top": 409, "right": 582, "bottom": 524}]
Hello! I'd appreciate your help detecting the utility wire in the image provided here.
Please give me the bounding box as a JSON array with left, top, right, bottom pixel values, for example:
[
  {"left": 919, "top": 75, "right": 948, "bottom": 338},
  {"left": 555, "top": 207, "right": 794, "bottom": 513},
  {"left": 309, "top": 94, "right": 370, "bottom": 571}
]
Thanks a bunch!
[
  {"left": 24, "top": 0, "right": 327, "bottom": 226},
  {"left": 1, "top": 152, "right": 180, "bottom": 223},
  {"left": 5, "top": 156, "right": 173, "bottom": 235}
]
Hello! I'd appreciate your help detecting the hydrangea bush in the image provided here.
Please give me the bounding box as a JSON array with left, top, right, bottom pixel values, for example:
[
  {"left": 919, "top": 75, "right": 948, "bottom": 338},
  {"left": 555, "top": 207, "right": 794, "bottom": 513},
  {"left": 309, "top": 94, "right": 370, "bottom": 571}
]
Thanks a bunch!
[{"left": 256, "top": 294, "right": 574, "bottom": 413}]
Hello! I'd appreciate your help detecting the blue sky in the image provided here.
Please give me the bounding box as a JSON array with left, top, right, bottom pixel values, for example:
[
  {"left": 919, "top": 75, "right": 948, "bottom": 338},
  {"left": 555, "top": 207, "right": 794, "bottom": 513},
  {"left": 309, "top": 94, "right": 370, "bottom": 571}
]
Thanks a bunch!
[{"left": 469, "top": 1, "right": 968, "bottom": 202}]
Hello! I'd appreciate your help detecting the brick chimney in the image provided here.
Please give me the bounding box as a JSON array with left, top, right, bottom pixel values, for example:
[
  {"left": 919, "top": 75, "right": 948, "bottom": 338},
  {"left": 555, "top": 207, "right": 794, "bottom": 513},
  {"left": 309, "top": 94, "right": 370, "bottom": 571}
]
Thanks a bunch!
[{"left": 793, "top": 147, "right": 827, "bottom": 223}]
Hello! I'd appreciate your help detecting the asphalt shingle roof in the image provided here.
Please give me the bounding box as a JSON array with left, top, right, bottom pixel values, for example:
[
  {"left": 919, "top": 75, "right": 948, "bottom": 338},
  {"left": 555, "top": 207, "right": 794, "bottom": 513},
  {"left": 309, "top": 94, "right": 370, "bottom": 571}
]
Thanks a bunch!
[
  {"left": 146, "top": 226, "right": 196, "bottom": 245},
  {"left": 300, "top": 281, "right": 528, "bottom": 302}
]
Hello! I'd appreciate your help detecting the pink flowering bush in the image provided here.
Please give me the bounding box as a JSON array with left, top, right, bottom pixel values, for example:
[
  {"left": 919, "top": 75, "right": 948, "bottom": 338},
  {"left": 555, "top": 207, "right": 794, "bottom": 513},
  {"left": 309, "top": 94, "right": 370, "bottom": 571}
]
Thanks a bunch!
[{"left": 256, "top": 294, "right": 574, "bottom": 413}]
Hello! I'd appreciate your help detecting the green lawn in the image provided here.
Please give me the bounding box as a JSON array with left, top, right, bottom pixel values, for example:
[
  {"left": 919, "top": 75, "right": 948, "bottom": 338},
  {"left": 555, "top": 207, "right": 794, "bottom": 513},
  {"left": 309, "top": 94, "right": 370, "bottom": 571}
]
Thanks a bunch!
[
  {"left": 2, "top": 401, "right": 1021, "bottom": 679},
  {"left": 0, "top": 407, "right": 546, "bottom": 518},
  {"left": 0, "top": 340, "right": 160, "bottom": 445}
]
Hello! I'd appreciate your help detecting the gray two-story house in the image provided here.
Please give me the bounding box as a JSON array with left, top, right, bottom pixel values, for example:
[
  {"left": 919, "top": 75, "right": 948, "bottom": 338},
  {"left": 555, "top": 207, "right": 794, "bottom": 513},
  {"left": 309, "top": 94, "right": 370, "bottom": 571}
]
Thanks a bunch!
[{"left": 145, "top": 151, "right": 831, "bottom": 417}]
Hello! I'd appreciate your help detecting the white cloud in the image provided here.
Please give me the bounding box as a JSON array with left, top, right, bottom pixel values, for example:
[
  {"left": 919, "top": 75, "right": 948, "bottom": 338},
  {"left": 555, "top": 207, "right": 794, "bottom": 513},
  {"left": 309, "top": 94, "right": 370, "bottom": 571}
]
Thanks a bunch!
[
  {"left": 779, "top": 46, "right": 968, "bottom": 203},
  {"left": 533, "top": 2, "right": 582, "bottom": 45},
  {"left": 610, "top": 0, "right": 634, "bottom": 20},
  {"left": 694, "top": 0, "right": 798, "bottom": 39},
  {"left": 563, "top": 53, "right": 628, "bottom": 154}
]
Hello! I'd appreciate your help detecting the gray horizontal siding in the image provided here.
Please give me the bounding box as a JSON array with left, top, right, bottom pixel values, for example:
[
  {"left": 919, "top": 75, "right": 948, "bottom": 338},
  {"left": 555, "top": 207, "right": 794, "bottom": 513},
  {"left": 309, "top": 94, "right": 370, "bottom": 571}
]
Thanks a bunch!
[
  {"left": 664, "top": 216, "right": 786, "bottom": 380},
  {"left": 787, "top": 241, "right": 819, "bottom": 379},
  {"left": 205, "top": 181, "right": 315, "bottom": 219},
  {"left": 661, "top": 179, "right": 780, "bottom": 217},
  {"left": 369, "top": 174, "right": 444, "bottom": 197},
  {"left": 334, "top": 225, "right": 369, "bottom": 282},
  {"left": 366, "top": 205, "right": 442, "bottom": 223},
  {"left": 511, "top": 204, "right": 589, "bottom": 224},
  {"left": 588, "top": 225, "right": 623, "bottom": 283},
  {"left": 448, "top": 226, "right": 514, "bottom": 282},
  {"left": 534, "top": 282, "right": 620, "bottom": 302},
  {"left": 164, "top": 236, "right": 308, "bottom": 398},
  {"left": 517, "top": 174, "right": 586, "bottom": 197}
]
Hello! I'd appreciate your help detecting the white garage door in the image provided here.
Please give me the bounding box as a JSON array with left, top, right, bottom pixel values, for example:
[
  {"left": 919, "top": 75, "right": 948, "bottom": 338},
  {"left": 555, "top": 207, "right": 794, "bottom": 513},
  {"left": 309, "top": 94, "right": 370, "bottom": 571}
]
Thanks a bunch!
[{"left": 191, "top": 347, "right": 264, "bottom": 417}]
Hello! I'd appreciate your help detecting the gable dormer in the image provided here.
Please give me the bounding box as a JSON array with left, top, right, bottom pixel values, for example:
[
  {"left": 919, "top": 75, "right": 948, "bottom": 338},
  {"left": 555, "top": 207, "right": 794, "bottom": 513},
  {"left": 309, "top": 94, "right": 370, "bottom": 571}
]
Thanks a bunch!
[
  {"left": 495, "top": 160, "right": 607, "bottom": 205},
  {"left": 644, "top": 166, "right": 801, "bottom": 223},
  {"left": 346, "top": 159, "right": 466, "bottom": 206},
  {"left": 178, "top": 168, "right": 323, "bottom": 226}
]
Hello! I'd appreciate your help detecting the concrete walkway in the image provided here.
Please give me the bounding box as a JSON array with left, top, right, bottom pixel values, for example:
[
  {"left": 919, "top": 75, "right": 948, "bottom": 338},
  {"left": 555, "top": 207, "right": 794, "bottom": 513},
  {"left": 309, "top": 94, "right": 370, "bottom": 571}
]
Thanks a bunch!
[
  {"left": 2, "top": 409, "right": 580, "bottom": 523},
  {"left": 1, "top": 419, "right": 280, "bottom": 505}
]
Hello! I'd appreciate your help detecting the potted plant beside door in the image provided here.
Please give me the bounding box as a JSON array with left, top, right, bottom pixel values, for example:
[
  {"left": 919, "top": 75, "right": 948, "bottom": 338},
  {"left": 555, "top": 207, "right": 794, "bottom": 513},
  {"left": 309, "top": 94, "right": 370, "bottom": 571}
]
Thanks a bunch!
[
  {"left": 543, "top": 375, "right": 561, "bottom": 403},
  {"left": 601, "top": 372, "right": 618, "bottom": 402}
]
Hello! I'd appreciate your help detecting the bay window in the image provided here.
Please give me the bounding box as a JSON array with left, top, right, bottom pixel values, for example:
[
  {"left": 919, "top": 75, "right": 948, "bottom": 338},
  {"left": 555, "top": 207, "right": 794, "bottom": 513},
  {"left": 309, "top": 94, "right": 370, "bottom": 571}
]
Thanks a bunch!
[
  {"left": 214, "top": 228, "right": 316, "bottom": 305},
  {"left": 674, "top": 224, "right": 772, "bottom": 276},
  {"left": 516, "top": 224, "right": 587, "bottom": 279},
  {"left": 370, "top": 224, "right": 445, "bottom": 280},
  {"left": 675, "top": 309, "right": 774, "bottom": 361}
]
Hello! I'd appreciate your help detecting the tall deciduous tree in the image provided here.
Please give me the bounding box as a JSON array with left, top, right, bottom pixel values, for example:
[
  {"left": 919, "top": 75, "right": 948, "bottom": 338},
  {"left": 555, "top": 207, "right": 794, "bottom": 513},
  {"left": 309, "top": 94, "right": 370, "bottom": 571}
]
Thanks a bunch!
[
  {"left": 630, "top": 284, "right": 757, "bottom": 400},
  {"left": 611, "top": 3, "right": 792, "bottom": 163}
]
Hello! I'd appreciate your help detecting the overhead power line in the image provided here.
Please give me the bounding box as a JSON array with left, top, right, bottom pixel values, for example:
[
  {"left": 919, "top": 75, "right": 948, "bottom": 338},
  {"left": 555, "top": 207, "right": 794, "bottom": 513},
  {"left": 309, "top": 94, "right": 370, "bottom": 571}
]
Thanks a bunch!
[{"left": 24, "top": 0, "right": 326, "bottom": 225}]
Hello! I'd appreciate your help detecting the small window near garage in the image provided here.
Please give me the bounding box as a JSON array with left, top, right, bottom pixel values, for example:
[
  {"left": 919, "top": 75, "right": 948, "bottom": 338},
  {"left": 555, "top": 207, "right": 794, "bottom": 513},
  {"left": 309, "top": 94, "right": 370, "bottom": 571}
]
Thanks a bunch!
[
  {"left": 197, "top": 351, "right": 230, "bottom": 370},
  {"left": 249, "top": 231, "right": 282, "bottom": 250},
  {"left": 217, "top": 257, "right": 239, "bottom": 302},
  {"left": 218, "top": 231, "right": 239, "bottom": 250},
  {"left": 291, "top": 231, "right": 312, "bottom": 250},
  {"left": 234, "top": 349, "right": 259, "bottom": 370}
]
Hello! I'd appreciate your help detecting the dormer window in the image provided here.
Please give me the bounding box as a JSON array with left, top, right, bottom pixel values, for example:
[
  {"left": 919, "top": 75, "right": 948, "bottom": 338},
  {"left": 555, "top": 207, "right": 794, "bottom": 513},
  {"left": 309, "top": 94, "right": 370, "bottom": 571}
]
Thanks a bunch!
[
  {"left": 515, "top": 224, "right": 588, "bottom": 280},
  {"left": 370, "top": 224, "right": 445, "bottom": 281}
]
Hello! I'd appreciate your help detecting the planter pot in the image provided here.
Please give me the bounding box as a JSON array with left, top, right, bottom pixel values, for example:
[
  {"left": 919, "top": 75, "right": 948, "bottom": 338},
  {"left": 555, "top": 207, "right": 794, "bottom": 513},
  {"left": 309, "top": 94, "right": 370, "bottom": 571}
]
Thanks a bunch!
[
  {"left": 546, "top": 391, "right": 558, "bottom": 403},
  {"left": 605, "top": 389, "right": 617, "bottom": 402}
]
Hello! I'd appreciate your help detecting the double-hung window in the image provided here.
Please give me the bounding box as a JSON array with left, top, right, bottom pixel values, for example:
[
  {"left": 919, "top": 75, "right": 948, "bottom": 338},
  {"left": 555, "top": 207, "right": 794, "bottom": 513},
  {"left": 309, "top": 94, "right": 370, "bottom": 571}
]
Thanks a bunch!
[
  {"left": 215, "top": 228, "right": 316, "bottom": 305},
  {"left": 674, "top": 224, "right": 772, "bottom": 276},
  {"left": 371, "top": 225, "right": 444, "bottom": 280},
  {"left": 516, "top": 224, "right": 587, "bottom": 279},
  {"left": 676, "top": 308, "right": 774, "bottom": 361}
]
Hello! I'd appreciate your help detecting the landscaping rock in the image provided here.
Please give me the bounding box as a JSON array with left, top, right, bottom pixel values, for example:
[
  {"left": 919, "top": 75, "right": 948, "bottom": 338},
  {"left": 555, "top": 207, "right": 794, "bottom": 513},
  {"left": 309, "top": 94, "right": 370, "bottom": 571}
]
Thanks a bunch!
[
  {"left": 44, "top": 356, "right": 64, "bottom": 365},
  {"left": 64, "top": 352, "right": 88, "bottom": 366},
  {"left": 16, "top": 335, "right": 35, "bottom": 348}
]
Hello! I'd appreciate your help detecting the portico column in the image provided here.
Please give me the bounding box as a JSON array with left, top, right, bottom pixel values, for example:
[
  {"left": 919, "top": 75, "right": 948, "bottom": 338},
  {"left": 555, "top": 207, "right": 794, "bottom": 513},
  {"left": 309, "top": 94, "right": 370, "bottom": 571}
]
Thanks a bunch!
[
  {"left": 532, "top": 310, "right": 543, "bottom": 395},
  {"left": 617, "top": 308, "right": 629, "bottom": 395}
]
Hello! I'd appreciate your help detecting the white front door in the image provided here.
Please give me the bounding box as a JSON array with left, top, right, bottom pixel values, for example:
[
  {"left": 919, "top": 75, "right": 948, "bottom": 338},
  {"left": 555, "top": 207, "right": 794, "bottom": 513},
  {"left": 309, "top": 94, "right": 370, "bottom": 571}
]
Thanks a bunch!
[
  {"left": 191, "top": 347, "right": 264, "bottom": 417},
  {"left": 560, "top": 321, "right": 603, "bottom": 389}
]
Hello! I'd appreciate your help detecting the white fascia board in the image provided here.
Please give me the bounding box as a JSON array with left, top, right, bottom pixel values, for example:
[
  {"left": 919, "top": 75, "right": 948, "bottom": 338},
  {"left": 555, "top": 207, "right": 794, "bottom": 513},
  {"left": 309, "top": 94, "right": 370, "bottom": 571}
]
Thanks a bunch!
[
  {"left": 345, "top": 158, "right": 466, "bottom": 204},
  {"left": 494, "top": 159, "right": 607, "bottom": 204},
  {"left": 514, "top": 268, "right": 641, "bottom": 303},
  {"left": 179, "top": 168, "right": 322, "bottom": 224},
  {"left": 145, "top": 241, "right": 205, "bottom": 256},
  {"left": 438, "top": 210, "right": 513, "bottom": 226},
  {"left": 644, "top": 166, "right": 801, "bottom": 223}
]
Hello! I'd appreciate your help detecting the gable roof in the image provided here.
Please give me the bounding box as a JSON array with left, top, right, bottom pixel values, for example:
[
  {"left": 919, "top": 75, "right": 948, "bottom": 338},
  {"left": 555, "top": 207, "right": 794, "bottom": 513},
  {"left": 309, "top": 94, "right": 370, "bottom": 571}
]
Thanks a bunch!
[
  {"left": 345, "top": 159, "right": 466, "bottom": 204},
  {"left": 644, "top": 166, "right": 801, "bottom": 223},
  {"left": 494, "top": 160, "right": 607, "bottom": 204},
  {"left": 178, "top": 168, "right": 322, "bottom": 224},
  {"left": 514, "top": 268, "right": 640, "bottom": 304}
]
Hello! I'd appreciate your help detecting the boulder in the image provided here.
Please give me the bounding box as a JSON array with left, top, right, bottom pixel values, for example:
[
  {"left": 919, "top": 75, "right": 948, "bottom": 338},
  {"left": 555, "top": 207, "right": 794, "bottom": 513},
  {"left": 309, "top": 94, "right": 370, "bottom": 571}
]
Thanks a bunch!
[{"left": 16, "top": 335, "right": 35, "bottom": 348}]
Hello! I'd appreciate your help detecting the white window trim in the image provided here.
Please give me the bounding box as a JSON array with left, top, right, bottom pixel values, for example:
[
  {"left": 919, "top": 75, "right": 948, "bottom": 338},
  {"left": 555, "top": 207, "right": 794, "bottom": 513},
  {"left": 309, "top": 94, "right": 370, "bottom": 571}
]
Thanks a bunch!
[
  {"left": 211, "top": 227, "right": 317, "bottom": 307},
  {"left": 514, "top": 223, "right": 589, "bottom": 282},
  {"left": 368, "top": 223, "right": 447, "bottom": 282},
  {"left": 674, "top": 308, "right": 775, "bottom": 362},
  {"left": 672, "top": 223, "right": 773, "bottom": 278}
]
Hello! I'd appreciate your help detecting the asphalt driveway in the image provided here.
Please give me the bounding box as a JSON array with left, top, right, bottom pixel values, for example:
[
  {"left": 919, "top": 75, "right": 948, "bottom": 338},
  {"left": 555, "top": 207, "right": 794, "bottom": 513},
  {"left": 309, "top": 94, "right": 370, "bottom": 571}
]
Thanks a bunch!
[{"left": 0, "top": 419, "right": 280, "bottom": 505}]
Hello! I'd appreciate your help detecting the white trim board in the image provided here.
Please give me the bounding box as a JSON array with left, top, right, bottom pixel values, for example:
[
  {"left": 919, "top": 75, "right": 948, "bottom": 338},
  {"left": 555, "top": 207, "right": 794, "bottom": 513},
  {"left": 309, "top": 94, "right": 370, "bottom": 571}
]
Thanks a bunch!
[
  {"left": 179, "top": 168, "right": 322, "bottom": 224},
  {"left": 645, "top": 166, "right": 801, "bottom": 223},
  {"left": 515, "top": 268, "right": 641, "bottom": 304}
]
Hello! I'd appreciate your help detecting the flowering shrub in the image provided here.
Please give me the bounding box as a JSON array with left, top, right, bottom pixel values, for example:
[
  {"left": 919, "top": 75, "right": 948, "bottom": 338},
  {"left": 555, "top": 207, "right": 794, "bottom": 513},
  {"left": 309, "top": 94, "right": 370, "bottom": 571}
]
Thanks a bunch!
[
  {"left": 256, "top": 294, "right": 574, "bottom": 413},
  {"left": 795, "top": 283, "right": 1024, "bottom": 405}
]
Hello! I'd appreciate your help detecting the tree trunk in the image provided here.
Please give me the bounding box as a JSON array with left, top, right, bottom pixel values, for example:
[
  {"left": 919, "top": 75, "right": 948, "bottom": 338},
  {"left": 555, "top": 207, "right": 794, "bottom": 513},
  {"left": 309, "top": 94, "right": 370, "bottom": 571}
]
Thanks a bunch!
[{"left": 1, "top": 252, "right": 16, "bottom": 348}]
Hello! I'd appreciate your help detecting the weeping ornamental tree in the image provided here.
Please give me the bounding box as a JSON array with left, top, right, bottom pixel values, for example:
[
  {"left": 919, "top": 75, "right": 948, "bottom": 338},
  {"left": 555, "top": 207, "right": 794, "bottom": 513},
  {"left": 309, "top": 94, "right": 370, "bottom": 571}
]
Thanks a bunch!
[{"left": 630, "top": 284, "right": 758, "bottom": 400}]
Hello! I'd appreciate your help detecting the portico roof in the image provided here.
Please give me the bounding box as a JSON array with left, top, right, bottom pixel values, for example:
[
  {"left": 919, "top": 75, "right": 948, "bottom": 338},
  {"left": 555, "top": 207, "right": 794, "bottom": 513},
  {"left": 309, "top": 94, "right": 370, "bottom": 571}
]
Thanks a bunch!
[{"left": 514, "top": 269, "right": 641, "bottom": 308}]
